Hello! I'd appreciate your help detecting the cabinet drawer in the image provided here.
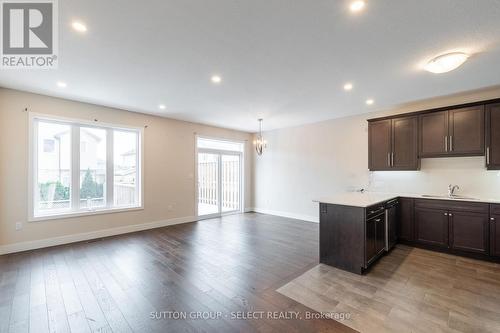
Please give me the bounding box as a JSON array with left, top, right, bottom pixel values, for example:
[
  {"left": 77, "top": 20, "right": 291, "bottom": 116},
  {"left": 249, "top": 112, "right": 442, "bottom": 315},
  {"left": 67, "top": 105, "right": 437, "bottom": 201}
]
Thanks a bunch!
[
  {"left": 414, "top": 199, "right": 489, "bottom": 214},
  {"left": 491, "top": 204, "right": 500, "bottom": 215},
  {"left": 365, "top": 203, "right": 386, "bottom": 219}
]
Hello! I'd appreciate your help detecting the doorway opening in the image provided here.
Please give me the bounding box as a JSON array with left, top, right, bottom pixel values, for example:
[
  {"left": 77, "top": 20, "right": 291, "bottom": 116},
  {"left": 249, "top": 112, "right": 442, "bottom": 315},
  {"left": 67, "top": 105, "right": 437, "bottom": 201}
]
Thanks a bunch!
[{"left": 196, "top": 137, "right": 244, "bottom": 218}]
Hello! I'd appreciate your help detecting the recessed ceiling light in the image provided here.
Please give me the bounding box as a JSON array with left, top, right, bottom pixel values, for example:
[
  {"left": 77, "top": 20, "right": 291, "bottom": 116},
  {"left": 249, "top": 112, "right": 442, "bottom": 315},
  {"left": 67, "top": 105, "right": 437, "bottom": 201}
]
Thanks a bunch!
[
  {"left": 158, "top": 104, "right": 166, "bottom": 110},
  {"left": 366, "top": 99, "right": 374, "bottom": 105},
  {"left": 211, "top": 75, "right": 222, "bottom": 84},
  {"left": 343, "top": 83, "right": 353, "bottom": 91},
  {"left": 350, "top": 0, "right": 366, "bottom": 12},
  {"left": 57, "top": 81, "right": 67, "bottom": 88},
  {"left": 423, "top": 52, "right": 469, "bottom": 74},
  {"left": 71, "top": 21, "right": 87, "bottom": 33}
]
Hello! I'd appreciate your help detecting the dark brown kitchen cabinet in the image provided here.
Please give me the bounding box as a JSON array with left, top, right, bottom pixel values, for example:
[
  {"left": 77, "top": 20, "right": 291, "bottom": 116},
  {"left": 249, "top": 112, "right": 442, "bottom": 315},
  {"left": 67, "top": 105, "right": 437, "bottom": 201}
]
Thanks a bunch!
[
  {"left": 368, "top": 116, "right": 419, "bottom": 171},
  {"left": 486, "top": 103, "right": 500, "bottom": 170},
  {"left": 449, "top": 211, "right": 489, "bottom": 254},
  {"left": 368, "top": 119, "right": 391, "bottom": 170},
  {"left": 449, "top": 106, "right": 485, "bottom": 155},
  {"left": 398, "top": 197, "right": 414, "bottom": 241},
  {"left": 419, "top": 106, "right": 484, "bottom": 158},
  {"left": 415, "top": 207, "right": 449, "bottom": 248},
  {"left": 392, "top": 117, "right": 419, "bottom": 169},
  {"left": 491, "top": 214, "right": 500, "bottom": 257},
  {"left": 419, "top": 111, "right": 448, "bottom": 157}
]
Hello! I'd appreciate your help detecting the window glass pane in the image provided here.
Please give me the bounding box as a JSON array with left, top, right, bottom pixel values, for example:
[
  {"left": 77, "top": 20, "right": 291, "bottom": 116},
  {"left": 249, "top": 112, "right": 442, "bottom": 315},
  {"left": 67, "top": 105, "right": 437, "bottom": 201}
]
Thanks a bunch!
[
  {"left": 36, "top": 121, "right": 71, "bottom": 215},
  {"left": 197, "top": 138, "right": 243, "bottom": 152},
  {"left": 114, "top": 130, "right": 139, "bottom": 207},
  {"left": 80, "top": 127, "right": 107, "bottom": 209}
]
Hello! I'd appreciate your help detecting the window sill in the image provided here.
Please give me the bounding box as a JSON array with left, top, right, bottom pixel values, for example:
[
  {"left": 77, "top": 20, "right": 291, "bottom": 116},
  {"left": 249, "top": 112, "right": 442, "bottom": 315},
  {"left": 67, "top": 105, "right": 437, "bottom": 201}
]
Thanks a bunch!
[{"left": 29, "top": 206, "right": 144, "bottom": 222}]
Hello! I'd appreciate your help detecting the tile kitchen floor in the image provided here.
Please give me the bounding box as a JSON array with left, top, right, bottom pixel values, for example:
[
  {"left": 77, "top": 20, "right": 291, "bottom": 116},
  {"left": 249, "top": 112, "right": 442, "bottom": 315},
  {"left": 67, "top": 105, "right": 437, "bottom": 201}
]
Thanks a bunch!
[{"left": 278, "top": 245, "right": 500, "bottom": 333}]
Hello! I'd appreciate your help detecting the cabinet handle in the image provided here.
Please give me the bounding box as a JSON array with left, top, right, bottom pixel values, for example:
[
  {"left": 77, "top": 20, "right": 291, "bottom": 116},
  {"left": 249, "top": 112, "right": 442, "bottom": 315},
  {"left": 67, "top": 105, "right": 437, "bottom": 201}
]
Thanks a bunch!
[
  {"left": 375, "top": 219, "right": 381, "bottom": 222},
  {"left": 388, "top": 153, "right": 391, "bottom": 167},
  {"left": 444, "top": 213, "right": 448, "bottom": 216},
  {"left": 487, "top": 147, "right": 490, "bottom": 165},
  {"left": 449, "top": 213, "right": 452, "bottom": 217},
  {"left": 491, "top": 217, "right": 496, "bottom": 222},
  {"left": 450, "top": 136, "right": 453, "bottom": 151},
  {"left": 391, "top": 153, "right": 394, "bottom": 166},
  {"left": 444, "top": 136, "right": 448, "bottom": 152}
]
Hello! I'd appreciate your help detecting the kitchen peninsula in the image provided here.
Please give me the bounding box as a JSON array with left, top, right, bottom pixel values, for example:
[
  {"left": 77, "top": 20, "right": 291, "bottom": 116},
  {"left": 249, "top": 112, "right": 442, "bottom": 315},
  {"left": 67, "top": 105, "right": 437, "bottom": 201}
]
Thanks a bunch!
[{"left": 316, "top": 192, "right": 500, "bottom": 274}]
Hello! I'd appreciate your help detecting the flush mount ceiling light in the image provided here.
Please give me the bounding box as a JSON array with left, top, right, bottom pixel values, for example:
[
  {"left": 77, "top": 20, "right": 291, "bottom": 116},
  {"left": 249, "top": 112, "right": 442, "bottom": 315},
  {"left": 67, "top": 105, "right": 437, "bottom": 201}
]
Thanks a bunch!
[
  {"left": 424, "top": 52, "right": 469, "bottom": 74},
  {"left": 57, "top": 81, "right": 67, "bottom": 88},
  {"left": 211, "top": 75, "right": 222, "bottom": 84},
  {"left": 350, "top": 0, "right": 366, "bottom": 12},
  {"left": 366, "top": 99, "right": 374, "bottom": 105},
  {"left": 71, "top": 21, "right": 87, "bottom": 32},
  {"left": 158, "top": 104, "right": 166, "bottom": 110},
  {"left": 343, "top": 83, "right": 353, "bottom": 91},
  {"left": 253, "top": 119, "right": 267, "bottom": 156}
]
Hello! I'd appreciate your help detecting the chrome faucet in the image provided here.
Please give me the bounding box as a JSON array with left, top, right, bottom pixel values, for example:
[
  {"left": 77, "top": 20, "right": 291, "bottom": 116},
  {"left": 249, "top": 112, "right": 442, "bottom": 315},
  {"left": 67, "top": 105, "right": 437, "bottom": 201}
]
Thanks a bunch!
[{"left": 448, "top": 184, "right": 460, "bottom": 197}]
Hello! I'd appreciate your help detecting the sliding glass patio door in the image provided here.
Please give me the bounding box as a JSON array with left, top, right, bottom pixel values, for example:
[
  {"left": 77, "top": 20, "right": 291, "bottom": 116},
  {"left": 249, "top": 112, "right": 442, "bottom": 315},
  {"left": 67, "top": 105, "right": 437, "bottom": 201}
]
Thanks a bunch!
[
  {"left": 197, "top": 137, "right": 243, "bottom": 218},
  {"left": 197, "top": 152, "right": 219, "bottom": 216}
]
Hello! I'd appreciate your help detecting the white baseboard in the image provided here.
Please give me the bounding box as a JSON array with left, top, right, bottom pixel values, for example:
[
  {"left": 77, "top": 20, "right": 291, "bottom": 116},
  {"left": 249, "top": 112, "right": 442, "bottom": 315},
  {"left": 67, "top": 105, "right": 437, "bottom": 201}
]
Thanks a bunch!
[
  {"left": 0, "top": 215, "right": 197, "bottom": 255},
  {"left": 252, "top": 207, "right": 319, "bottom": 223}
]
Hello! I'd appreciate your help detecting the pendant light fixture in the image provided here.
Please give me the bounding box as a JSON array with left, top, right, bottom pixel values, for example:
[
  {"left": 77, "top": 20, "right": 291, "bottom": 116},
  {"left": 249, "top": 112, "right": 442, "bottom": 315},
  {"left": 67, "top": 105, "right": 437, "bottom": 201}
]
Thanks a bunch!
[{"left": 254, "top": 119, "right": 267, "bottom": 156}]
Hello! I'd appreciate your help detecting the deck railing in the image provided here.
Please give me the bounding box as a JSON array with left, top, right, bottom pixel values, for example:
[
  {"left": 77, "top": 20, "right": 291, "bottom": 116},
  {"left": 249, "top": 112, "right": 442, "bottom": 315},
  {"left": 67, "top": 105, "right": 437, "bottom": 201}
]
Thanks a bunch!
[{"left": 198, "top": 160, "right": 240, "bottom": 211}]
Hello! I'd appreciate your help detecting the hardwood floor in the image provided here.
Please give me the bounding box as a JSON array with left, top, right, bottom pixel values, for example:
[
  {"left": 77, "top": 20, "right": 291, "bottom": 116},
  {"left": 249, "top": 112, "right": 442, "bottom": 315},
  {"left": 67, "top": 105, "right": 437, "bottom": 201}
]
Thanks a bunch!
[
  {"left": 0, "top": 213, "right": 354, "bottom": 333},
  {"left": 278, "top": 245, "right": 500, "bottom": 333}
]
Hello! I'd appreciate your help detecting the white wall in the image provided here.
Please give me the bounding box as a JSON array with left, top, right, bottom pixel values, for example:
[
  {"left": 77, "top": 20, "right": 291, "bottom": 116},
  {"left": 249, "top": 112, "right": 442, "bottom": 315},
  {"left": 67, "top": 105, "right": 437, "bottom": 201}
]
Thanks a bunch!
[
  {"left": 0, "top": 88, "right": 253, "bottom": 252},
  {"left": 254, "top": 87, "right": 500, "bottom": 222}
]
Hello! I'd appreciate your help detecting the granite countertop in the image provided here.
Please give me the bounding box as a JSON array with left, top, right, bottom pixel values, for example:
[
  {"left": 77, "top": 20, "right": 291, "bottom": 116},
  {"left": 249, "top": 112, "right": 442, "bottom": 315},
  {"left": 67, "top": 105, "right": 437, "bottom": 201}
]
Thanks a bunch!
[{"left": 314, "top": 192, "right": 500, "bottom": 208}]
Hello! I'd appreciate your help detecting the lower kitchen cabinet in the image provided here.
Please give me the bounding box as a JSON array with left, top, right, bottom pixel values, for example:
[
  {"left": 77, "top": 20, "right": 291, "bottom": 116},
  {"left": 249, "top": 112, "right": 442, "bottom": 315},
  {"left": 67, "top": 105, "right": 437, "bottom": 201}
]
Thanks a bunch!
[
  {"left": 450, "top": 211, "right": 489, "bottom": 254},
  {"left": 398, "top": 198, "right": 414, "bottom": 241},
  {"left": 319, "top": 198, "right": 500, "bottom": 276},
  {"left": 415, "top": 207, "right": 449, "bottom": 248},
  {"left": 491, "top": 214, "right": 500, "bottom": 257}
]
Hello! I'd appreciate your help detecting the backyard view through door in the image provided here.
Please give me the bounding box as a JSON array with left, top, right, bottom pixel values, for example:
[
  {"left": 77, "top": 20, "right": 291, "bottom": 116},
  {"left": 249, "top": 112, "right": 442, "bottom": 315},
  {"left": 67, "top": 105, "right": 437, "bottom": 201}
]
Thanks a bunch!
[{"left": 197, "top": 137, "right": 243, "bottom": 217}]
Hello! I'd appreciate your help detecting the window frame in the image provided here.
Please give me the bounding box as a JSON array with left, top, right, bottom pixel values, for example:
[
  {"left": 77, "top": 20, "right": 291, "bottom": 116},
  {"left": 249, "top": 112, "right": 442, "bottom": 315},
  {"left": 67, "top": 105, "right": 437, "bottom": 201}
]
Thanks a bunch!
[{"left": 28, "top": 113, "right": 144, "bottom": 222}]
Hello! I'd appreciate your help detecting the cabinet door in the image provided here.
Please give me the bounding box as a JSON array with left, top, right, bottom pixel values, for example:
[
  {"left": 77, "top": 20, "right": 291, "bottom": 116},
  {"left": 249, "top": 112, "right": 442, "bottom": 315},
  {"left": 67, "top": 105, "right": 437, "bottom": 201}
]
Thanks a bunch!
[
  {"left": 449, "top": 106, "right": 484, "bottom": 156},
  {"left": 415, "top": 207, "right": 449, "bottom": 248},
  {"left": 491, "top": 214, "right": 500, "bottom": 257},
  {"left": 419, "top": 111, "right": 449, "bottom": 157},
  {"left": 392, "top": 117, "right": 419, "bottom": 170},
  {"left": 450, "top": 211, "right": 489, "bottom": 254},
  {"left": 486, "top": 103, "right": 500, "bottom": 170},
  {"left": 368, "top": 120, "right": 392, "bottom": 171},
  {"left": 398, "top": 198, "right": 414, "bottom": 241}
]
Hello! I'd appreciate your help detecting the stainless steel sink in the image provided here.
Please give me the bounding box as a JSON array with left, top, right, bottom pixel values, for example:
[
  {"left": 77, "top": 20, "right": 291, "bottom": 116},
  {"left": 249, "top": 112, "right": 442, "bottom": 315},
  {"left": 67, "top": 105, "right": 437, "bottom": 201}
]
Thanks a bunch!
[{"left": 421, "top": 194, "right": 479, "bottom": 201}]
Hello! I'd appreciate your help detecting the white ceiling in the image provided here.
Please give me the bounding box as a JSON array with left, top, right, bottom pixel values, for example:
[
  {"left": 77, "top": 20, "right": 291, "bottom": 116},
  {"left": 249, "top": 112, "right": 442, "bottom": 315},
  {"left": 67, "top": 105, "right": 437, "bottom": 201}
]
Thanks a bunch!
[{"left": 2, "top": 0, "right": 500, "bottom": 132}]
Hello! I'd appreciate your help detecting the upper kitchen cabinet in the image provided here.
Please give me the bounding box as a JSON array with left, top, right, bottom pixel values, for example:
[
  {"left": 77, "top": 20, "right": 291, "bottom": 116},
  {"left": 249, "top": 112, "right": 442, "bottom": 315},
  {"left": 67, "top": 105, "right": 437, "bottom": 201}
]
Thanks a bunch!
[
  {"left": 368, "top": 116, "right": 419, "bottom": 171},
  {"left": 419, "top": 111, "right": 449, "bottom": 157},
  {"left": 392, "top": 117, "right": 419, "bottom": 169},
  {"left": 368, "top": 119, "right": 392, "bottom": 170},
  {"left": 448, "top": 106, "right": 484, "bottom": 155},
  {"left": 419, "top": 106, "right": 485, "bottom": 158},
  {"left": 486, "top": 103, "right": 500, "bottom": 170}
]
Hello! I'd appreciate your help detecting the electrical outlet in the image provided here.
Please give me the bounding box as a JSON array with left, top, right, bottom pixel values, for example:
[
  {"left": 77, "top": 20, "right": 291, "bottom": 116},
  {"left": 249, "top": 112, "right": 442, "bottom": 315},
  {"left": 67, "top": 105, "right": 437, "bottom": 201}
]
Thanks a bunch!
[{"left": 15, "top": 222, "right": 23, "bottom": 231}]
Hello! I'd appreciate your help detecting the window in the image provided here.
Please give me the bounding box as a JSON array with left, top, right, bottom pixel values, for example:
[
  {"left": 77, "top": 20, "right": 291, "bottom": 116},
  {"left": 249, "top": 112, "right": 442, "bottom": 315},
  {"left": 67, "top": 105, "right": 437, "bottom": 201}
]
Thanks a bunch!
[{"left": 30, "top": 115, "right": 143, "bottom": 220}]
